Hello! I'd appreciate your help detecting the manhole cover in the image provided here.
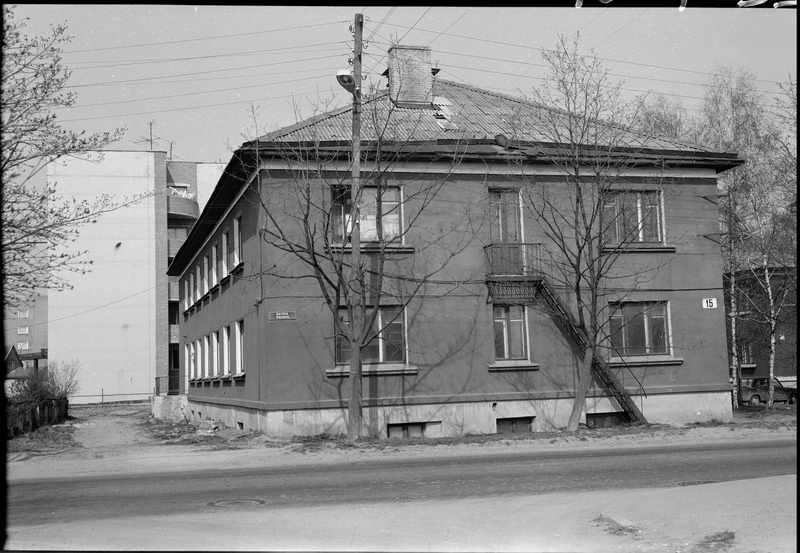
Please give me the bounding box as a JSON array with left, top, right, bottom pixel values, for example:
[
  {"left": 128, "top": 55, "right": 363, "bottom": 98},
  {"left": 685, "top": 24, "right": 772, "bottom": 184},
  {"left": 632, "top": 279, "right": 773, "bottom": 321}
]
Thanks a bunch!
[
  {"left": 677, "top": 480, "right": 717, "bottom": 487},
  {"left": 207, "top": 499, "right": 267, "bottom": 507}
]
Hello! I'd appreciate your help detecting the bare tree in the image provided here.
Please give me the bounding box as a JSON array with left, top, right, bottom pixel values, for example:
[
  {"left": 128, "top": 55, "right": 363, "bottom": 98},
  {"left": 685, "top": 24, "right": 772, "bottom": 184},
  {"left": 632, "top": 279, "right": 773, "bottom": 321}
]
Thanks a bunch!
[
  {"left": 511, "top": 34, "right": 673, "bottom": 431},
  {"left": 695, "top": 66, "right": 780, "bottom": 407},
  {"left": 1, "top": 6, "right": 138, "bottom": 307}
]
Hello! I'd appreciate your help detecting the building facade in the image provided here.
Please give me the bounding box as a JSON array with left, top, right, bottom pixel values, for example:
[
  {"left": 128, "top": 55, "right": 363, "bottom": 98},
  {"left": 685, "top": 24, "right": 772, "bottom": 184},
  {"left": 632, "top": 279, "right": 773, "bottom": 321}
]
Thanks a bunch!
[
  {"left": 167, "top": 46, "right": 742, "bottom": 437},
  {"left": 42, "top": 151, "right": 221, "bottom": 406}
]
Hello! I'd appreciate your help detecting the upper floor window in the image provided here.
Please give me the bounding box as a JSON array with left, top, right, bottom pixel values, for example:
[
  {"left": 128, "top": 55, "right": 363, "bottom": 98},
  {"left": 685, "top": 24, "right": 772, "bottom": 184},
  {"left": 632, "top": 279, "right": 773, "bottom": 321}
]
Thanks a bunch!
[
  {"left": 221, "top": 231, "right": 230, "bottom": 275},
  {"left": 493, "top": 305, "right": 528, "bottom": 361},
  {"left": 489, "top": 189, "right": 521, "bottom": 243},
  {"left": 603, "top": 191, "right": 663, "bottom": 244},
  {"left": 17, "top": 341, "right": 29, "bottom": 351},
  {"left": 194, "top": 266, "right": 201, "bottom": 302},
  {"left": 167, "top": 227, "right": 188, "bottom": 241},
  {"left": 332, "top": 185, "right": 401, "bottom": 243},
  {"left": 335, "top": 307, "right": 405, "bottom": 365},
  {"left": 232, "top": 217, "right": 242, "bottom": 267},
  {"left": 211, "top": 244, "right": 219, "bottom": 286},
  {"left": 17, "top": 309, "right": 29, "bottom": 319},
  {"left": 202, "top": 256, "right": 210, "bottom": 296},
  {"left": 609, "top": 301, "right": 670, "bottom": 357},
  {"left": 17, "top": 326, "right": 29, "bottom": 335}
]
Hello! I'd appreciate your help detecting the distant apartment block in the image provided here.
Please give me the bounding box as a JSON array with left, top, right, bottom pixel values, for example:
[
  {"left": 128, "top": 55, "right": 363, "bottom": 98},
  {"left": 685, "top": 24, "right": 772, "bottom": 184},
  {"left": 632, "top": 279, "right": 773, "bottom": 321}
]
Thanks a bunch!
[{"left": 39, "top": 150, "right": 222, "bottom": 404}]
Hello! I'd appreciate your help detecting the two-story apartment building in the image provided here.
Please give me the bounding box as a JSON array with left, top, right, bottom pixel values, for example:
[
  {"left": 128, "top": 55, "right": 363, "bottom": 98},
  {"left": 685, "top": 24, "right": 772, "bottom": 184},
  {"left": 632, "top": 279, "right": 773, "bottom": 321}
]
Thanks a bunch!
[{"left": 167, "top": 46, "right": 742, "bottom": 437}]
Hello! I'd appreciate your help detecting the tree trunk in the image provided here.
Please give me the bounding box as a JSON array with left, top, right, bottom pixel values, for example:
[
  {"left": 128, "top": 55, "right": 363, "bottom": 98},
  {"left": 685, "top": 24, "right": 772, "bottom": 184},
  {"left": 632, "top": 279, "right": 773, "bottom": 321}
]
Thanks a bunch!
[
  {"left": 567, "top": 345, "right": 594, "bottom": 431},
  {"left": 347, "top": 341, "right": 363, "bottom": 439},
  {"left": 764, "top": 257, "right": 776, "bottom": 408},
  {"left": 728, "top": 270, "right": 740, "bottom": 408}
]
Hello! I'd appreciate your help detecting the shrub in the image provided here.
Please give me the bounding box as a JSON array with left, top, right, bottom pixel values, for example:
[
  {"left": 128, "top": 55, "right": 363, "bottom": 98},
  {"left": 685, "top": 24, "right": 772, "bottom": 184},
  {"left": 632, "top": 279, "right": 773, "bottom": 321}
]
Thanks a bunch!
[{"left": 7, "top": 358, "right": 81, "bottom": 403}]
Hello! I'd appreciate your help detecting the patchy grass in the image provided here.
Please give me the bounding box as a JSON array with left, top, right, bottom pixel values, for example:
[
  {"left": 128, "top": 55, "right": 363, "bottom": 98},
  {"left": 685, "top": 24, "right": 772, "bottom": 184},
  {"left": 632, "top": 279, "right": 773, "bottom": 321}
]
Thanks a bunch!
[
  {"left": 691, "top": 531, "right": 736, "bottom": 552},
  {"left": 138, "top": 417, "right": 199, "bottom": 442},
  {"left": 7, "top": 422, "right": 81, "bottom": 453}
]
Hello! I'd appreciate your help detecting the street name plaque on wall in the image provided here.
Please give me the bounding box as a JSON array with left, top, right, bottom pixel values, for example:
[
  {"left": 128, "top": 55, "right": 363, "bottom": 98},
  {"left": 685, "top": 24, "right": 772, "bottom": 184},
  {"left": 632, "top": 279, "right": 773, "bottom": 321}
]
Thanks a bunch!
[{"left": 269, "top": 311, "right": 297, "bottom": 321}]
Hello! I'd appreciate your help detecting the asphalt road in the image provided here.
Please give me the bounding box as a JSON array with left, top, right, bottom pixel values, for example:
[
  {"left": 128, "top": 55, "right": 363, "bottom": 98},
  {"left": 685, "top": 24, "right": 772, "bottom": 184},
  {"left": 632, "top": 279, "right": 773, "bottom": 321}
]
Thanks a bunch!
[{"left": 8, "top": 439, "right": 796, "bottom": 529}]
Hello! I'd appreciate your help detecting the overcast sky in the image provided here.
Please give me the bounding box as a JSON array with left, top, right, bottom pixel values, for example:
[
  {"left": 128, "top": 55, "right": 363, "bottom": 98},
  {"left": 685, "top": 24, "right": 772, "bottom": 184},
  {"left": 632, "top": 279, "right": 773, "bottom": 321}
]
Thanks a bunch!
[{"left": 10, "top": 5, "right": 798, "bottom": 165}]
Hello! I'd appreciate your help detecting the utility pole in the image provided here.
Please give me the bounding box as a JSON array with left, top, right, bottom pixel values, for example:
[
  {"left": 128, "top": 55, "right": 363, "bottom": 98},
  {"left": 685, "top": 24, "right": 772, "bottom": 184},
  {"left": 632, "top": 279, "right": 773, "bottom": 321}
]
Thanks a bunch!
[{"left": 347, "top": 12, "right": 364, "bottom": 439}]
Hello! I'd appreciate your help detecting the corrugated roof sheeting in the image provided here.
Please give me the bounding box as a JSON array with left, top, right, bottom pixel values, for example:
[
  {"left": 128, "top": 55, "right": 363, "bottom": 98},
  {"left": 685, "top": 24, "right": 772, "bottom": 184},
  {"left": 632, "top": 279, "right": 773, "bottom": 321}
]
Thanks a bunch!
[{"left": 258, "top": 80, "right": 712, "bottom": 155}]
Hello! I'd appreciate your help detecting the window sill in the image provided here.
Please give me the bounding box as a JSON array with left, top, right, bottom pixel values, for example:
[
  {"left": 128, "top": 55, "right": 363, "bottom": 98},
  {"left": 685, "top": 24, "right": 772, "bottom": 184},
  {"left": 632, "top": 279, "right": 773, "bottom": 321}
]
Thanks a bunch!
[
  {"left": 609, "top": 356, "right": 684, "bottom": 367},
  {"left": 330, "top": 244, "right": 415, "bottom": 255},
  {"left": 231, "top": 262, "right": 244, "bottom": 274},
  {"left": 488, "top": 361, "right": 540, "bottom": 372},
  {"left": 602, "top": 244, "right": 677, "bottom": 254},
  {"left": 327, "top": 363, "right": 419, "bottom": 377},
  {"left": 220, "top": 274, "right": 231, "bottom": 285},
  {"left": 232, "top": 372, "right": 246, "bottom": 380},
  {"left": 209, "top": 283, "right": 220, "bottom": 295}
]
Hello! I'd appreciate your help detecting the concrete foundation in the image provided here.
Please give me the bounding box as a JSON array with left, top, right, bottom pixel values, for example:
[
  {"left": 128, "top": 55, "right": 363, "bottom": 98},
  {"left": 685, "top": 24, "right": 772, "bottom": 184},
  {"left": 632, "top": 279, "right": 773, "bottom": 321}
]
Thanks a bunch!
[
  {"left": 151, "top": 394, "right": 189, "bottom": 423},
  {"left": 185, "top": 391, "right": 733, "bottom": 438}
]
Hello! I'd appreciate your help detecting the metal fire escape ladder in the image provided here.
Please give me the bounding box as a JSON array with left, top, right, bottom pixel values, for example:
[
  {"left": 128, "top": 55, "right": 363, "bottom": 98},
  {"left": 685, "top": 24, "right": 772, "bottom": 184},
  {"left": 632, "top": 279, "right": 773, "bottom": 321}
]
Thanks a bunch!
[{"left": 535, "top": 278, "right": 648, "bottom": 424}]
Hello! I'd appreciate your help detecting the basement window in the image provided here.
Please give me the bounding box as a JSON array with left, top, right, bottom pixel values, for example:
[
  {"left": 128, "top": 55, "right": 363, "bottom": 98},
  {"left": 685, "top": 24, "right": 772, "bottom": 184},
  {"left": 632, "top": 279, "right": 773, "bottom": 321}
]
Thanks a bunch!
[
  {"left": 387, "top": 421, "right": 440, "bottom": 439},
  {"left": 586, "top": 412, "right": 630, "bottom": 429},
  {"left": 496, "top": 416, "right": 534, "bottom": 434}
]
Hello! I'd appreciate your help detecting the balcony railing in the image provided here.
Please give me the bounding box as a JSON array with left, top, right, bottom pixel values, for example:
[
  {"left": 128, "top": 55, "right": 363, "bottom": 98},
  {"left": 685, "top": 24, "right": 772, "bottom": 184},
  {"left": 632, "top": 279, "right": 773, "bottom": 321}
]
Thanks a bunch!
[
  {"left": 167, "top": 195, "right": 199, "bottom": 219},
  {"left": 154, "top": 371, "right": 182, "bottom": 396},
  {"left": 484, "top": 243, "right": 543, "bottom": 277}
]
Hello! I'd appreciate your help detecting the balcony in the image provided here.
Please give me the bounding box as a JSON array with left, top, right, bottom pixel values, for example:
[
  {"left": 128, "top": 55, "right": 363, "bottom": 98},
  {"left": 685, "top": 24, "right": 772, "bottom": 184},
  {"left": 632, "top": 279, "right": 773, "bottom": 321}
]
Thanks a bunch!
[
  {"left": 484, "top": 243, "right": 545, "bottom": 303},
  {"left": 169, "top": 324, "right": 180, "bottom": 344},
  {"left": 168, "top": 238, "right": 185, "bottom": 258},
  {"left": 167, "top": 195, "right": 199, "bottom": 219}
]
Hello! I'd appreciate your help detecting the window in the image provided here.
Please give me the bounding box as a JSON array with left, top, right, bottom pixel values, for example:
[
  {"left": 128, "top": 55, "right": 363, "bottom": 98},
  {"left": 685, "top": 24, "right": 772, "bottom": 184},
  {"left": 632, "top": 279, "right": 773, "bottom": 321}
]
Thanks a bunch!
[
  {"left": 185, "top": 344, "right": 191, "bottom": 379},
  {"left": 168, "top": 302, "right": 179, "bottom": 325},
  {"left": 234, "top": 319, "right": 244, "bottom": 374},
  {"left": 609, "top": 302, "right": 670, "bottom": 356},
  {"left": 496, "top": 416, "right": 533, "bottom": 434},
  {"left": 221, "top": 232, "right": 229, "bottom": 275},
  {"left": 489, "top": 190, "right": 521, "bottom": 243},
  {"left": 17, "top": 309, "right": 29, "bottom": 319},
  {"left": 202, "top": 256, "right": 209, "bottom": 296},
  {"left": 332, "top": 185, "right": 401, "bottom": 243},
  {"left": 17, "top": 326, "right": 29, "bottom": 335},
  {"left": 493, "top": 305, "right": 528, "bottom": 360},
  {"left": 603, "top": 191, "right": 663, "bottom": 244},
  {"left": 17, "top": 341, "right": 29, "bottom": 350},
  {"left": 222, "top": 325, "right": 231, "bottom": 375},
  {"left": 203, "top": 335, "right": 210, "bottom": 377},
  {"left": 232, "top": 216, "right": 242, "bottom": 267},
  {"left": 212, "top": 331, "right": 220, "bottom": 377},
  {"left": 189, "top": 342, "right": 196, "bottom": 379},
  {"left": 183, "top": 280, "right": 190, "bottom": 310},
  {"left": 211, "top": 244, "right": 219, "bottom": 287},
  {"left": 335, "top": 307, "right": 405, "bottom": 365}
]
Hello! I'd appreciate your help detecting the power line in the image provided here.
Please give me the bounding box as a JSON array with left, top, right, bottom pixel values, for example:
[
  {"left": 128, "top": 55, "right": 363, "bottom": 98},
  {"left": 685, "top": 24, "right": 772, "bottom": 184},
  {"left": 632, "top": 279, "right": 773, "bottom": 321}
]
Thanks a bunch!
[{"left": 63, "top": 20, "right": 349, "bottom": 53}]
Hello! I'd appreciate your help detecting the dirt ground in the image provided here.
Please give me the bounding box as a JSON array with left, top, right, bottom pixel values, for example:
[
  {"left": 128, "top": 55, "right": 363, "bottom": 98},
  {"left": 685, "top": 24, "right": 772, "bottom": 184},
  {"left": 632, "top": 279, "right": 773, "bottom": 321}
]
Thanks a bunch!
[{"left": 7, "top": 400, "right": 797, "bottom": 459}]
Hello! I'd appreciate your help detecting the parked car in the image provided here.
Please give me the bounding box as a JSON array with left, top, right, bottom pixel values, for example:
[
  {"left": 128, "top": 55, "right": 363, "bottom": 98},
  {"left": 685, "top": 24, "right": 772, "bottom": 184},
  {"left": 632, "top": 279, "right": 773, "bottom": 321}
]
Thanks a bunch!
[{"left": 741, "top": 378, "right": 797, "bottom": 405}]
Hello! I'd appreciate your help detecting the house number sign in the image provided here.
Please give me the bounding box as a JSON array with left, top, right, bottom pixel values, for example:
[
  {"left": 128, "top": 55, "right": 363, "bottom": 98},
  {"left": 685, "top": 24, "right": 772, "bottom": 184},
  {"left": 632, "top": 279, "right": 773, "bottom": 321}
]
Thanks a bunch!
[
  {"left": 269, "top": 311, "right": 297, "bottom": 321},
  {"left": 702, "top": 298, "right": 717, "bottom": 309}
]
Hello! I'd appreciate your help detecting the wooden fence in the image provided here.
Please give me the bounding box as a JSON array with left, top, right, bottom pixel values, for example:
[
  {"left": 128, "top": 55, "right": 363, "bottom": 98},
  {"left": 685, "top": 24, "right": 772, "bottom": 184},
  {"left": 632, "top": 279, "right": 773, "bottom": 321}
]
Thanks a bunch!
[{"left": 6, "top": 397, "right": 69, "bottom": 437}]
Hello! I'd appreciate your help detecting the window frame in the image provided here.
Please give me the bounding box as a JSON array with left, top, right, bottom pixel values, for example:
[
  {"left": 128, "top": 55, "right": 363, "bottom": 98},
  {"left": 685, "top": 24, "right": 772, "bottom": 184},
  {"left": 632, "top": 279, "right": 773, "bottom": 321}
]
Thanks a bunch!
[
  {"left": 492, "top": 305, "right": 529, "bottom": 361},
  {"left": 17, "top": 309, "right": 29, "bottom": 319},
  {"left": 221, "top": 231, "right": 229, "bottom": 275},
  {"left": 488, "top": 189, "right": 522, "bottom": 244},
  {"left": 232, "top": 216, "right": 242, "bottom": 268},
  {"left": 331, "top": 184, "right": 403, "bottom": 244},
  {"left": 335, "top": 306, "right": 407, "bottom": 365},
  {"left": 608, "top": 301, "right": 672, "bottom": 357},
  {"left": 17, "top": 341, "right": 29, "bottom": 351},
  {"left": 234, "top": 319, "right": 244, "bottom": 375},
  {"left": 17, "top": 326, "right": 29, "bottom": 335},
  {"left": 602, "top": 190, "right": 664, "bottom": 245},
  {"left": 211, "top": 244, "right": 219, "bottom": 287}
]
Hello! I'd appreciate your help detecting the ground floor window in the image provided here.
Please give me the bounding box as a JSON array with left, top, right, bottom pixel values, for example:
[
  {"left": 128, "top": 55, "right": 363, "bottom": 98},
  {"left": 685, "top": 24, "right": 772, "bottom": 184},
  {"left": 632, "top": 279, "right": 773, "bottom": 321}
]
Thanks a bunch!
[
  {"left": 335, "top": 307, "right": 405, "bottom": 365},
  {"left": 609, "top": 301, "right": 670, "bottom": 356},
  {"left": 493, "top": 305, "right": 528, "bottom": 360}
]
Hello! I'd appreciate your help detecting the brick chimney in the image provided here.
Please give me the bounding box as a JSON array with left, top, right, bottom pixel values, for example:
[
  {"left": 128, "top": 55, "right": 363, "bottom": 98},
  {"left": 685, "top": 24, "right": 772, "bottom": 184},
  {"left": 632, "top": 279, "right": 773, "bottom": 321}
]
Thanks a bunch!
[{"left": 387, "top": 45, "right": 434, "bottom": 109}]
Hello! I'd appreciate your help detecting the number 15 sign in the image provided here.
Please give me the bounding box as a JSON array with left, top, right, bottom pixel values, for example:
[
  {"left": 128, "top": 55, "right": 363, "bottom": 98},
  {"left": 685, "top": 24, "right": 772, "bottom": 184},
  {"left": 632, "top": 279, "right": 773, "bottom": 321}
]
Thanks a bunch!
[{"left": 702, "top": 298, "right": 717, "bottom": 309}]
